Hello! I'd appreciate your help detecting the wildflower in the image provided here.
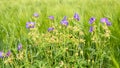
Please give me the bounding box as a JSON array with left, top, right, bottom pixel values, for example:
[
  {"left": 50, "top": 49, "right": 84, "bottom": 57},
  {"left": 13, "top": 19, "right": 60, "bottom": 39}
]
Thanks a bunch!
[
  {"left": 79, "top": 31, "right": 84, "bottom": 36},
  {"left": 89, "top": 17, "right": 96, "bottom": 24},
  {"left": 18, "top": 43, "right": 22, "bottom": 51},
  {"left": 65, "top": 48, "right": 69, "bottom": 51},
  {"left": 100, "top": 18, "right": 111, "bottom": 26},
  {"left": 106, "top": 21, "right": 112, "bottom": 26},
  {"left": 89, "top": 26, "right": 93, "bottom": 32},
  {"left": 100, "top": 18, "right": 108, "bottom": 23},
  {"left": 92, "top": 59, "right": 94, "bottom": 64},
  {"left": 59, "top": 61, "right": 64, "bottom": 67},
  {"left": 0, "top": 51, "right": 4, "bottom": 58},
  {"left": 73, "top": 26, "right": 79, "bottom": 32},
  {"left": 4, "top": 57, "right": 13, "bottom": 64},
  {"left": 80, "top": 39, "right": 85, "bottom": 43},
  {"left": 48, "top": 27, "right": 54, "bottom": 32},
  {"left": 74, "top": 13, "right": 80, "bottom": 21},
  {"left": 6, "top": 51, "right": 11, "bottom": 57},
  {"left": 26, "top": 22, "right": 35, "bottom": 28},
  {"left": 75, "top": 52, "right": 78, "bottom": 56},
  {"left": 33, "top": 13, "right": 39, "bottom": 18},
  {"left": 17, "top": 51, "right": 24, "bottom": 60},
  {"left": 88, "top": 59, "right": 91, "bottom": 63},
  {"left": 67, "top": 25, "right": 73, "bottom": 30},
  {"left": 48, "top": 16, "right": 54, "bottom": 20},
  {"left": 61, "top": 16, "right": 68, "bottom": 26},
  {"left": 80, "top": 50, "right": 83, "bottom": 55}
]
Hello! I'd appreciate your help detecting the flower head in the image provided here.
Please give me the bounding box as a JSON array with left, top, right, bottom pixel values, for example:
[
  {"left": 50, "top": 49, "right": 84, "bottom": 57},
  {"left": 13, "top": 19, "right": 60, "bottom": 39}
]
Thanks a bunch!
[
  {"left": 26, "top": 22, "right": 35, "bottom": 28},
  {"left": 18, "top": 43, "right": 22, "bottom": 51},
  {"left": 100, "top": 18, "right": 108, "bottom": 23},
  {"left": 0, "top": 51, "right": 4, "bottom": 58},
  {"left": 89, "top": 17, "right": 96, "bottom": 24},
  {"left": 61, "top": 16, "right": 68, "bottom": 26},
  {"left": 33, "top": 13, "right": 39, "bottom": 18},
  {"left": 48, "top": 27, "right": 54, "bottom": 32},
  {"left": 100, "top": 18, "right": 112, "bottom": 26},
  {"left": 89, "top": 26, "right": 93, "bottom": 32},
  {"left": 6, "top": 51, "right": 11, "bottom": 57},
  {"left": 48, "top": 16, "right": 54, "bottom": 20},
  {"left": 74, "top": 13, "right": 80, "bottom": 21},
  {"left": 106, "top": 21, "right": 112, "bottom": 26}
]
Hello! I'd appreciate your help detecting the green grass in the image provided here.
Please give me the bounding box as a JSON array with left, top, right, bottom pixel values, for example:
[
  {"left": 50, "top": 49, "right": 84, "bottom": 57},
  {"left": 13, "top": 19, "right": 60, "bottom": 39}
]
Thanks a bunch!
[{"left": 0, "top": 0, "right": 120, "bottom": 68}]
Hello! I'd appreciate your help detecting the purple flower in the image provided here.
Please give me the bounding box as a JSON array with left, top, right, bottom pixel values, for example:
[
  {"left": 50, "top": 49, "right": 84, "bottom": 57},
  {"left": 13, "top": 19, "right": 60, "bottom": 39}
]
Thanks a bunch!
[
  {"left": 100, "top": 18, "right": 112, "bottom": 26},
  {"left": 106, "top": 21, "right": 112, "bottom": 26},
  {"left": 33, "top": 13, "right": 39, "bottom": 18},
  {"left": 18, "top": 43, "right": 22, "bottom": 51},
  {"left": 89, "top": 17, "right": 96, "bottom": 24},
  {"left": 0, "top": 51, "right": 3, "bottom": 58},
  {"left": 26, "top": 22, "right": 35, "bottom": 28},
  {"left": 89, "top": 26, "right": 93, "bottom": 32},
  {"left": 49, "top": 16, "right": 54, "bottom": 20},
  {"left": 48, "top": 27, "right": 54, "bottom": 32},
  {"left": 100, "top": 18, "right": 108, "bottom": 23},
  {"left": 6, "top": 51, "right": 11, "bottom": 57},
  {"left": 61, "top": 16, "right": 68, "bottom": 26},
  {"left": 74, "top": 13, "right": 80, "bottom": 21}
]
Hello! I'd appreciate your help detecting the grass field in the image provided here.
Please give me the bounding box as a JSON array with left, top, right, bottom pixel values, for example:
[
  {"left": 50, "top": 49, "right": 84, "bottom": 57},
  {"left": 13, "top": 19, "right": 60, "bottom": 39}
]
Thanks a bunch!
[{"left": 0, "top": 0, "right": 120, "bottom": 68}]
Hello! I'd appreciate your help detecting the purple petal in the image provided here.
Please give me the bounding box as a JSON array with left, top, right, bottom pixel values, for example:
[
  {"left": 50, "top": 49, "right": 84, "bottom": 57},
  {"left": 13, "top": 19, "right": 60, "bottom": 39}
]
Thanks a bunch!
[
  {"left": 100, "top": 18, "right": 108, "bottom": 23},
  {"left": 61, "top": 20, "right": 68, "bottom": 26},
  {"left": 33, "top": 13, "right": 39, "bottom": 18},
  {"left": 18, "top": 43, "right": 22, "bottom": 51},
  {"left": 6, "top": 51, "right": 11, "bottom": 57},
  {"left": 0, "top": 51, "right": 3, "bottom": 58},
  {"left": 89, "top": 17, "right": 96, "bottom": 24},
  {"left": 61, "top": 16, "right": 68, "bottom": 26},
  {"left": 89, "top": 26, "right": 93, "bottom": 32},
  {"left": 62, "top": 16, "right": 67, "bottom": 21},
  {"left": 49, "top": 16, "right": 54, "bottom": 20},
  {"left": 74, "top": 13, "right": 80, "bottom": 21},
  {"left": 48, "top": 27, "right": 54, "bottom": 32},
  {"left": 106, "top": 21, "right": 112, "bottom": 26},
  {"left": 26, "top": 22, "right": 35, "bottom": 28},
  {"left": 100, "top": 18, "right": 112, "bottom": 26}
]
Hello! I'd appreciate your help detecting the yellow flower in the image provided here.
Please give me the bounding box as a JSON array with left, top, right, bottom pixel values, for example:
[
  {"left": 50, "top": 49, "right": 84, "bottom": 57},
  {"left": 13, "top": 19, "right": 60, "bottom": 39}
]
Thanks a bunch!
[
  {"left": 59, "top": 61, "right": 64, "bottom": 67},
  {"left": 80, "top": 50, "right": 83, "bottom": 55},
  {"left": 17, "top": 51, "right": 24, "bottom": 60},
  {"left": 4, "top": 57, "right": 14, "bottom": 65},
  {"left": 75, "top": 52, "right": 78, "bottom": 56},
  {"left": 79, "top": 31, "right": 84, "bottom": 36},
  {"left": 73, "top": 26, "right": 79, "bottom": 32},
  {"left": 80, "top": 39, "right": 85, "bottom": 44}
]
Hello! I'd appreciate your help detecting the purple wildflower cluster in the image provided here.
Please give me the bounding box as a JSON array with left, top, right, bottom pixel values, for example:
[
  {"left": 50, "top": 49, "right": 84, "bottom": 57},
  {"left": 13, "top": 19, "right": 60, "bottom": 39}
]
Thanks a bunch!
[
  {"left": 0, "top": 51, "right": 11, "bottom": 58},
  {"left": 88, "top": 17, "right": 111, "bottom": 32},
  {"left": 26, "top": 12, "right": 112, "bottom": 34},
  {"left": 88, "top": 17, "right": 96, "bottom": 32},
  {"left": 26, "top": 12, "right": 80, "bottom": 32},
  {"left": 0, "top": 43, "right": 22, "bottom": 58}
]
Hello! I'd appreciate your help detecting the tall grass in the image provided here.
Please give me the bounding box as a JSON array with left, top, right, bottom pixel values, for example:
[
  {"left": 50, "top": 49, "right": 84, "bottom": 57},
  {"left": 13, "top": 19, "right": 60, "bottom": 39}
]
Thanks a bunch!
[{"left": 0, "top": 0, "right": 120, "bottom": 68}]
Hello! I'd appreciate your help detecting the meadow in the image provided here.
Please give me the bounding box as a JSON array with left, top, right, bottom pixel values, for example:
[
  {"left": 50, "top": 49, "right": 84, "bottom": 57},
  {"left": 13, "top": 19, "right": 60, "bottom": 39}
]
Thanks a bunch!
[{"left": 0, "top": 0, "right": 120, "bottom": 68}]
